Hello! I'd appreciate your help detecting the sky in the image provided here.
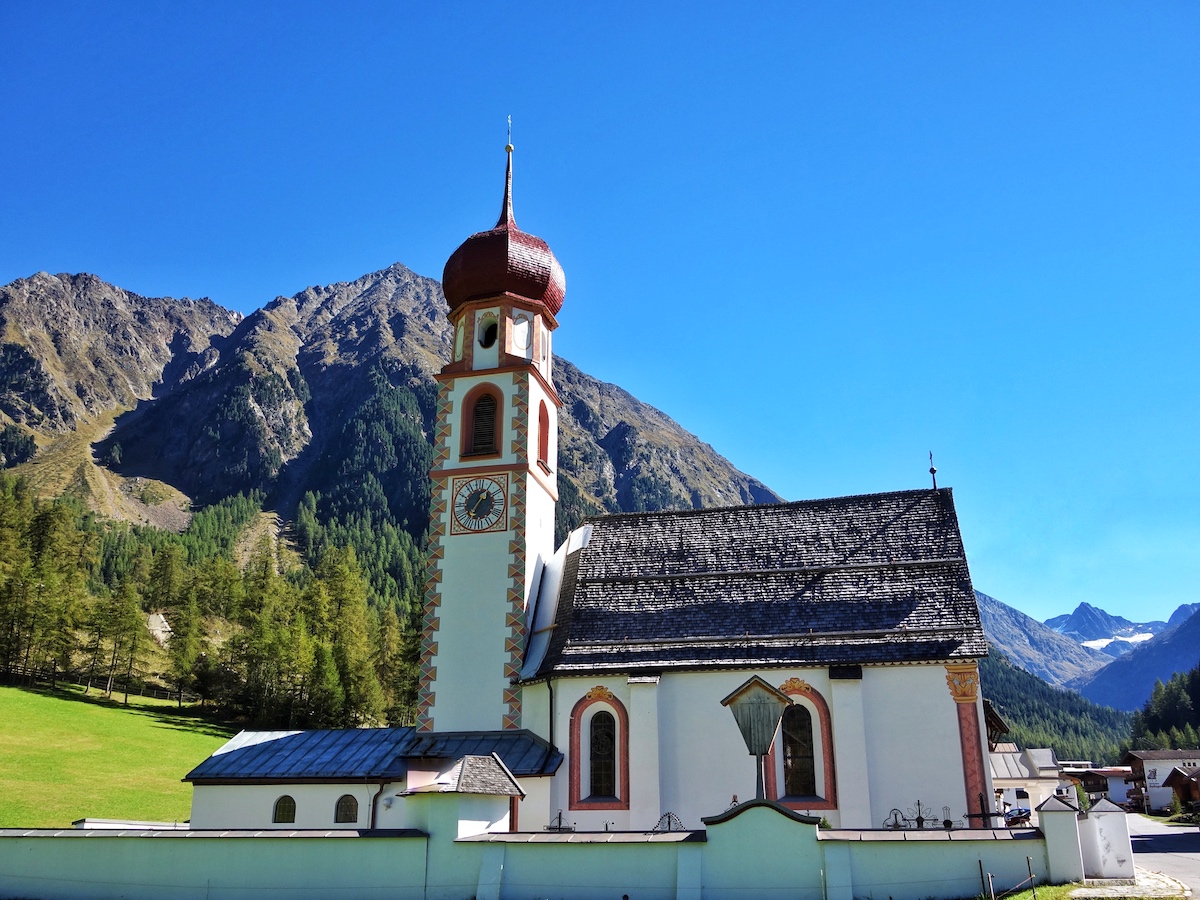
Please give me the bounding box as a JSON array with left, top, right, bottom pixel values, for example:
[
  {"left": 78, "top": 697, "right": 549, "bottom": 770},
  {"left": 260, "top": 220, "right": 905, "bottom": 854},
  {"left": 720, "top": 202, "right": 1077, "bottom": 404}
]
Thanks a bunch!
[{"left": 1, "top": 2, "right": 1198, "bottom": 625}]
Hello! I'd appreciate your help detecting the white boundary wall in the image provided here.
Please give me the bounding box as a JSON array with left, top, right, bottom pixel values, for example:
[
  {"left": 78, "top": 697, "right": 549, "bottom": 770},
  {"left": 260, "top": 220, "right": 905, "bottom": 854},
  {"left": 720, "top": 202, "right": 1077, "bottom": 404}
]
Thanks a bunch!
[{"left": 0, "top": 800, "right": 1129, "bottom": 900}]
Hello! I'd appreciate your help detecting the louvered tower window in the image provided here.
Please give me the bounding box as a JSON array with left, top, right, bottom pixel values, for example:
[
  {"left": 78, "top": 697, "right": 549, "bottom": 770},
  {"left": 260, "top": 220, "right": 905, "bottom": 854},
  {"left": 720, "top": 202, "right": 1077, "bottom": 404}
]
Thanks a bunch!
[
  {"left": 471, "top": 394, "right": 497, "bottom": 455},
  {"left": 782, "top": 705, "right": 817, "bottom": 796},
  {"left": 590, "top": 711, "right": 617, "bottom": 798}
]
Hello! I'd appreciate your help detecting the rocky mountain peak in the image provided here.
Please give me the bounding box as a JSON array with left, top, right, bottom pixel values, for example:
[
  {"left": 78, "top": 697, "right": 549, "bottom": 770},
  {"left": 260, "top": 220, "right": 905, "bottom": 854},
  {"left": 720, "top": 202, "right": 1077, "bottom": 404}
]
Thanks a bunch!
[{"left": 1, "top": 267, "right": 781, "bottom": 533}]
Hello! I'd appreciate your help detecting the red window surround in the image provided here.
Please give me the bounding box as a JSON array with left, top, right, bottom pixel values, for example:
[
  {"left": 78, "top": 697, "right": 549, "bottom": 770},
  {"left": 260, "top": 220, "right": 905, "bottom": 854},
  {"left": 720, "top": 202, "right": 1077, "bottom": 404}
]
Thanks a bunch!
[
  {"left": 537, "top": 400, "right": 550, "bottom": 469},
  {"left": 460, "top": 383, "right": 504, "bottom": 459},
  {"left": 568, "top": 688, "right": 630, "bottom": 811},
  {"left": 764, "top": 682, "right": 838, "bottom": 811}
]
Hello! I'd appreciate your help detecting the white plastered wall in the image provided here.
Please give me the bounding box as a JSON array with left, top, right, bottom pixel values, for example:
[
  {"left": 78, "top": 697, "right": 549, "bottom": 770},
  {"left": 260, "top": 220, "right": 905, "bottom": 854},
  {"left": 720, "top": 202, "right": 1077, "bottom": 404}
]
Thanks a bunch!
[
  {"left": 543, "top": 662, "right": 984, "bottom": 832},
  {"left": 861, "top": 664, "right": 973, "bottom": 826},
  {"left": 190, "top": 783, "right": 389, "bottom": 830},
  {"left": 428, "top": 521, "right": 514, "bottom": 732}
]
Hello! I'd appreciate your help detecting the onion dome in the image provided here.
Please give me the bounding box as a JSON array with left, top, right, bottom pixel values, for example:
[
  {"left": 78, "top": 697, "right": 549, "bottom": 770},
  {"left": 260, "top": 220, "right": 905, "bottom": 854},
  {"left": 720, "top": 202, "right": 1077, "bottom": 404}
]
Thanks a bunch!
[{"left": 442, "top": 146, "right": 565, "bottom": 317}]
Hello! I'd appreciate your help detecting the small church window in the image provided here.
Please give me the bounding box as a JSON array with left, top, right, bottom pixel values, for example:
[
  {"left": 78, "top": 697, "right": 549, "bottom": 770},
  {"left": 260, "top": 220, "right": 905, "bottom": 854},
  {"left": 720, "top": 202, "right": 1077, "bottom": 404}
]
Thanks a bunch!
[
  {"left": 273, "top": 795, "right": 296, "bottom": 824},
  {"left": 335, "top": 794, "right": 359, "bottom": 824},
  {"left": 782, "top": 705, "right": 817, "bottom": 797},
  {"left": 537, "top": 401, "right": 550, "bottom": 467},
  {"left": 470, "top": 393, "right": 497, "bottom": 455},
  {"left": 590, "top": 711, "right": 617, "bottom": 798}
]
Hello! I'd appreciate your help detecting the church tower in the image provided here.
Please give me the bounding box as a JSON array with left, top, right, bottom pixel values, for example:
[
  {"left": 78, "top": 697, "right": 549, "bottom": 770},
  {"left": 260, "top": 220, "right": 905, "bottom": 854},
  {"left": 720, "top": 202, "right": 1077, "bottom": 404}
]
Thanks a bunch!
[{"left": 416, "top": 145, "right": 565, "bottom": 733}]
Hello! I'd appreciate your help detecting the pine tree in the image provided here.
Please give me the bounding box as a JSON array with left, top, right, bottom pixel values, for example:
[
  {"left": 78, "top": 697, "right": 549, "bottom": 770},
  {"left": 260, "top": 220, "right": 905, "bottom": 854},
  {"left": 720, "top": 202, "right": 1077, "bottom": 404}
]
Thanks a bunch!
[
  {"left": 322, "top": 547, "right": 385, "bottom": 726},
  {"left": 169, "top": 591, "right": 202, "bottom": 707}
]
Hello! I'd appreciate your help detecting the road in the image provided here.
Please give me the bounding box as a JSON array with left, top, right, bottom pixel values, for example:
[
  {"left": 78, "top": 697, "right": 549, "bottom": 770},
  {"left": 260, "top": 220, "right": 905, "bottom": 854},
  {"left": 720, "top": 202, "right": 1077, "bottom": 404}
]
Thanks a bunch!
[{"left": 1127, "top": 813, "right": 1200, "bottom": 894}]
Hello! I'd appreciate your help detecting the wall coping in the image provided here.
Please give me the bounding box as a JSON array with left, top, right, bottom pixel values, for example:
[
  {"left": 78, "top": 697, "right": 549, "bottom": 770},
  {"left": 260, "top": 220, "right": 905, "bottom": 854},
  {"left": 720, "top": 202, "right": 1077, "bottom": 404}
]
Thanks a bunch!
[
  {"left": 0, "top": 828, "right": 428, "bottom": 839},
  {"left": 818, "top": 827, "right": 1043, "bottom": 842},
  {"left": 458, "top": 830, "right": 705, "bottom": 843}
]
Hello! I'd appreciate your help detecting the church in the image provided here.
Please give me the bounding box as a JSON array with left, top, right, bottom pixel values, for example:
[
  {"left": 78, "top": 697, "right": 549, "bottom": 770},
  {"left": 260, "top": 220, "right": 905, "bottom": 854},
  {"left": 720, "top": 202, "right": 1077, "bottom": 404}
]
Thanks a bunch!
[{"left": 185, "top": 146, "right": 994, "bottom": 835}]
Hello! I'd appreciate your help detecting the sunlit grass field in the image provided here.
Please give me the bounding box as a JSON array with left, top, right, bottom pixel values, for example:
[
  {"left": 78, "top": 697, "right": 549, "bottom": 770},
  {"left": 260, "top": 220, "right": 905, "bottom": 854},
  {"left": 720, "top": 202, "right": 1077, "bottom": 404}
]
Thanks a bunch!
[{"left": 0, "top": 683, "right": 234, "bottom": 827}]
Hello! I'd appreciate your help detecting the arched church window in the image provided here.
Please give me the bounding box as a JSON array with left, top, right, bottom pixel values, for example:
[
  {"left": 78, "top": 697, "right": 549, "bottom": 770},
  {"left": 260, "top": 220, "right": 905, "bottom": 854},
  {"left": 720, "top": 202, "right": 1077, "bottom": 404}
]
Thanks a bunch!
[
  {"left": 273, "top": 795, "right": 296, "bottom": 824},
  {"left": 334, "top": 794, "right": 358, "bottom": 824},
  {"left": 537, "top": 400, "right": 550, "bottom": 467},
  {"left": 590, "top": 711, "right": 617, "bottom": 798},
  {"left": 469, "top": 393, "right": 497, "bottom": 455},
  {"left": 568, "top": 690, "right": 629, "bottom": 811},
  {"left": 782, "top": 705, "right": 817, "bottom": 797}
]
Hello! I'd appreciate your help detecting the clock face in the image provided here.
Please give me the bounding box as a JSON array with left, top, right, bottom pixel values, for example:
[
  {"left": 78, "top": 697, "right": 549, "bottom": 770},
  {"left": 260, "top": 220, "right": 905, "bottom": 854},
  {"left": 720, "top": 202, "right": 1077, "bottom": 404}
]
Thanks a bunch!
[{"left": 451, "top": 474, "right": 508, "bottom": 534}]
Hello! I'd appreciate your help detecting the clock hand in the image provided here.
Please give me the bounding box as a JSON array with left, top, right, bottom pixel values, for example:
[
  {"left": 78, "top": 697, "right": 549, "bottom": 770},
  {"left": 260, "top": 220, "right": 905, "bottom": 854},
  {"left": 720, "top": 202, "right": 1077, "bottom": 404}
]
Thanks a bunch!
[{"left": 468, "top": 493, "right": 487, "bottom": 516}]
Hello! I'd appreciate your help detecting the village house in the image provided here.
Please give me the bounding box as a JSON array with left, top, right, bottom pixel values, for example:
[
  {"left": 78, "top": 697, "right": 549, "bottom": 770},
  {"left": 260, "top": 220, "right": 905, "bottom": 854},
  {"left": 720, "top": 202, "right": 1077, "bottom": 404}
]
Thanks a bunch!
[{"left": 1120, "top": 748, "right": 1200, "bottom": 812}]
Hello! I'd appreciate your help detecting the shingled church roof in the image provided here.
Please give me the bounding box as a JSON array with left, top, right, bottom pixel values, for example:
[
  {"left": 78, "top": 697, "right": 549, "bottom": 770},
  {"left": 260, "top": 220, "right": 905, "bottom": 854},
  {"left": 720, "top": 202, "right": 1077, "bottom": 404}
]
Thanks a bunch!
[{"left": 532, "top": 488, "right": 984, "bottom": 676}]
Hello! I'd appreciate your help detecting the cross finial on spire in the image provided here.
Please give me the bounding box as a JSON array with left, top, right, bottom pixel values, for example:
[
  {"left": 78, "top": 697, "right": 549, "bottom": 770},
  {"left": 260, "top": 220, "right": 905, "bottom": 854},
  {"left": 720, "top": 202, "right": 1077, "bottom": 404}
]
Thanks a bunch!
[
  {"left": 497, "top": 119, "right": 516, "bottom": 229},
  {"left": 929, "top": 451, "right": 938, "bottom": 490}
]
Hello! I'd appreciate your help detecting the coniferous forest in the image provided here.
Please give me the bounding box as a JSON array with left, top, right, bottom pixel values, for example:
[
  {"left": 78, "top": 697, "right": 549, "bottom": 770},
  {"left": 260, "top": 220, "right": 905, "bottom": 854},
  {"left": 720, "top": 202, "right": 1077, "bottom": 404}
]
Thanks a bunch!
[
  {"left": 0, "top": 467, "right": 425, "bottom": 728},
  {"left": 1129, "top": 663, "right": 1200, "bottom": 750},
  {"left": 979, "top": 648, "right": 1133, "bottom": 765}
]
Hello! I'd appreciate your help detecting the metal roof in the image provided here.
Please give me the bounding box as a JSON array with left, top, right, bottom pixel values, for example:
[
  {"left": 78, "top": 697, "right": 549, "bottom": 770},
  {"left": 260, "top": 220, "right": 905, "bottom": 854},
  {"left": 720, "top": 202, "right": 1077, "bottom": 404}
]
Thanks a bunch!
[
  {"left": 185, "top": 727, "right": 562, "bottom": 784},
  {"left": 184, "top": 728, "right": 411, "bottom": 783},
  {"left": 396, "top": 730, "right": 562, "bottom": 777}
]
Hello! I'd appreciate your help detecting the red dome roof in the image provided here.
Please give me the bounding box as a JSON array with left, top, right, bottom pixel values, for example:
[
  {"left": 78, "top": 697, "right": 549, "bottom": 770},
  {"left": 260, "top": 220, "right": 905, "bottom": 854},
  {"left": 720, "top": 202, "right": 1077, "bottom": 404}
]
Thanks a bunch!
[{"left": 442, "top": 148, "right": 565, "bottom": 317}]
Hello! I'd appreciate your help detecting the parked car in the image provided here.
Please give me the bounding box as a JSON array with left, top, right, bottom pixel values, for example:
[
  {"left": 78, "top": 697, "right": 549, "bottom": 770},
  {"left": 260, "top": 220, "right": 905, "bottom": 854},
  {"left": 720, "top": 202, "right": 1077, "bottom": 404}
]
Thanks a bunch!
[{"left": 1004, "top": 807, "right": 1031, "bottom": 827}]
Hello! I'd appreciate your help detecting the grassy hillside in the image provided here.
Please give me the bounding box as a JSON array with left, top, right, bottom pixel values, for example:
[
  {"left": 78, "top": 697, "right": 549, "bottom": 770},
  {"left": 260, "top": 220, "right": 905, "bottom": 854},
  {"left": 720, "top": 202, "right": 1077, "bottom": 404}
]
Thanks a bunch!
[{"left": 0, "top": 685, "right": 233, "bottom": 827}]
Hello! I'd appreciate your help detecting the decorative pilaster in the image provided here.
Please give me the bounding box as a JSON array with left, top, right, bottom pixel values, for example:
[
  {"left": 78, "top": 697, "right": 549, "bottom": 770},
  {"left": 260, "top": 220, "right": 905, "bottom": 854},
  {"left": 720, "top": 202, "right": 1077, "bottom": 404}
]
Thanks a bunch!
[{"left": 945, "top": 662, "right": 988, "bottom": 821}]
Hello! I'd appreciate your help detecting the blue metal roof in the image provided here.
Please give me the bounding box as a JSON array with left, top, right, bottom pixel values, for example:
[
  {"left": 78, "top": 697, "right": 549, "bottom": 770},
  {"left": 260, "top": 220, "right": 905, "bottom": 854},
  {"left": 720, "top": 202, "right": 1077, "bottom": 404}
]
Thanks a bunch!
[
  {"left": 184, "top": 728, "right": 412, "bottom": 783},
  {"left": 396, "top": 730, "right": 562, "bottom": 777},
  {"left": 185, "top": 728, "right": 561, "bottom": 783}
]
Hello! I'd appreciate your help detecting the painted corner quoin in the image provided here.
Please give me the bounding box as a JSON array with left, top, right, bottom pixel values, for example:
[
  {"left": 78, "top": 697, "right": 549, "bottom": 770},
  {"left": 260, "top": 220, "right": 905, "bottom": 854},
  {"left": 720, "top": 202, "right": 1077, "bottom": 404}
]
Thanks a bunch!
[
  {"left": 416, "top": 383, "right": 454, "bottom": 732},
  {"left": 503, "top": 375, "right": 532, "bottom": 729}
]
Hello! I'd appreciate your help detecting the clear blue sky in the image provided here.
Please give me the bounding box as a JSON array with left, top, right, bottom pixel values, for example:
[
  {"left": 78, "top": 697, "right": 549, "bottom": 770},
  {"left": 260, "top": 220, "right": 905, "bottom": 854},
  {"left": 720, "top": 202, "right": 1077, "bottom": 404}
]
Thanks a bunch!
[{"left": 2, "top": 2, "right": 1198, "bottom": 625}]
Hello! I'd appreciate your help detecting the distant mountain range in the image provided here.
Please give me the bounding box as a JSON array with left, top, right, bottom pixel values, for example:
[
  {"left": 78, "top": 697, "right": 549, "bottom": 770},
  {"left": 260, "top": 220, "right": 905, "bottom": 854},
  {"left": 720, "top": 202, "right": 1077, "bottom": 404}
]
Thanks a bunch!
[
  {"left": 1066, "top": 608, "right": 1200, "bottom": 711},
  {"left": 975, "top": 591, "right": 1109, "bottom": 685},
  {"left": 1044, "top": 601, "right": 1200, "bottom": 657},
  {"left": 979, "top": 588, "right": 1200, "bottom": 711},
  {"left": 0, "top": 267, "right": 778, "bottom": 540}
]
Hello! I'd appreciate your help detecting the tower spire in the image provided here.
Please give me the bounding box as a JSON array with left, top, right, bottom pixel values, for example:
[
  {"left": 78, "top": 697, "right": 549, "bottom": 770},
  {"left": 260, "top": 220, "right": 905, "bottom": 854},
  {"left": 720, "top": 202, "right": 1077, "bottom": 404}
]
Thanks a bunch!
[{"left": 497, "top": 128, "right": 516, "bottom": 229}]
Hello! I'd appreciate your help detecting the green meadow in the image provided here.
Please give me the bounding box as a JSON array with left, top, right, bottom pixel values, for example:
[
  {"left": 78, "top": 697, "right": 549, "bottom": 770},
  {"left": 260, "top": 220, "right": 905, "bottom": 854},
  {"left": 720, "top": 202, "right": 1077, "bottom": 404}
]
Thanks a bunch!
[{"left": 0, "top": 684, "right": 233, "bottom": 828}]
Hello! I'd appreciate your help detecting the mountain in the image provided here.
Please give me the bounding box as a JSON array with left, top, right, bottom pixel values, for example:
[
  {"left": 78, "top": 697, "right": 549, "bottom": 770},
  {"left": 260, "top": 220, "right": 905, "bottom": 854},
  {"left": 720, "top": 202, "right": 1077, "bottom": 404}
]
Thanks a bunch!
[
  {"left": 1043, "top": 601, "right": 1177, "bottom": 658},
  {"left": 0, "top": 267, "right": 780, "bottom": 536},
  {"left": 1068, "top": 607, "right": 1200, "bottom": 710},
  {"left": 975, "top": 590, "right": 1108, "bottom": 686},
  {"left": 0, "top": 272, "right": 241, "bottom": 431},
  {"left": 1168, "top": 603, "right": 1200, "bottom": 627}
]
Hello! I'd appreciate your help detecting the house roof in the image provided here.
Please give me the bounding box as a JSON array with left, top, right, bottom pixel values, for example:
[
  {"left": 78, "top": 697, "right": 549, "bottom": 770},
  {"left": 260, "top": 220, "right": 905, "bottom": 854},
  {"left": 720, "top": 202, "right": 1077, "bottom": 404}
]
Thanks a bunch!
[
  {"left": 397, "top": 730, "right": 562, "bottom": 777},
  {"left": 1120, "top": 749, "right": 1200, "bottom": 763},
  {"left": 990, "top": 748, "right": 1060, "bottom": 782},
  {"left": 1162, "top": 766, "right": 1200, "bottom": 789},
  {"left": 185, "top": 728, "right": 562, "bottom": 784},
  {"left": 404, "top": 754, "right": 525, "bottom": 797},
  {"left": 534, "top": 488, "right": 984, "bottom": 676},
  {"left": 185, "top": 729, "right": 411, "bottom": 783}
]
